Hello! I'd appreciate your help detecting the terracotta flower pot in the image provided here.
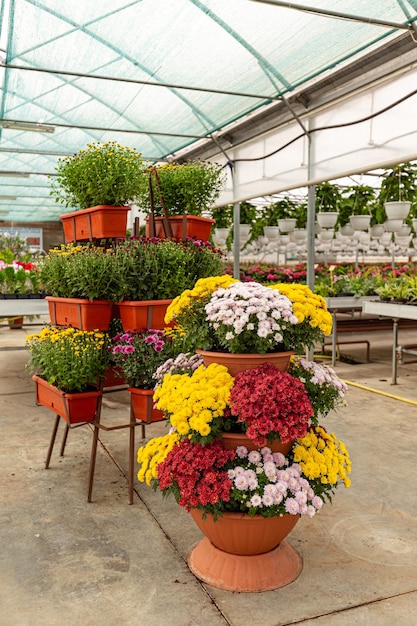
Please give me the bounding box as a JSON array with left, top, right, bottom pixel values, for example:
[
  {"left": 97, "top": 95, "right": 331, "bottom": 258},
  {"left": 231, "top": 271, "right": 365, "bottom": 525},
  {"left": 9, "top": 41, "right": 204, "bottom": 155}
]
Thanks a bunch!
[
  {"left": 221, "top": 431, "right": 294, "bottom": 455},
  {"left": 33, "top": 374, "right": 101, "bottom": 425},
  {"left": 7, "top": 316, "right": 24, "bottom": 329},
  {"left": 46, "top": 296, "right": 114, "bottom": 331},
  {"left": 188, "top": 510, "right": 302, "bottom": 592},
  {"left": 145, "top": 215, "right": 215, "bottom": 241},
  {"left": 129, "top": 387, "right": 164, "bottom": 424},
  {"left": 195, "top": 349, "right": 294, "bottom": 377},
  {"left": 118, "top": 299, "right": 172, "bottom": 331},
  {"left": 60, "top": 205, "right": 130, "bottom": 242}
]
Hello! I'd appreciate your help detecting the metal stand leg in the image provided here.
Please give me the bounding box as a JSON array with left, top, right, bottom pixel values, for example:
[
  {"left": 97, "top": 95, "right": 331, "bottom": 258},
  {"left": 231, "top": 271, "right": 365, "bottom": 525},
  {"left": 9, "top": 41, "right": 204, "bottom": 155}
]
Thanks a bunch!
[
  {"left": 59, "top": 423, "right": 70, "bottom": 456},
  {"left": 87, "top": 396, "right": 103, "bottom": 503},
  {"left": 128, "top": 405, "right": 136, "bottom": 505},
  {"left": 331, "top": 312, "right": 337, "bottom": 367},
  {"left": 45, "top": 414, "right": 61, "bottom": 469},
  {"left": 392, "top": 318, "right": 399, "bottom": 385}
]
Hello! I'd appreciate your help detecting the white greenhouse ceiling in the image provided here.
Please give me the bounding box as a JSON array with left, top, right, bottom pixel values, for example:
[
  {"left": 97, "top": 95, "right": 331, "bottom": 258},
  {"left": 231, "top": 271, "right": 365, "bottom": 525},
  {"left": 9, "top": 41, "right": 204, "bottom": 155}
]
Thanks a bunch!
[{"left": 1, "top": 0, "right": 417, "bottom": 222}]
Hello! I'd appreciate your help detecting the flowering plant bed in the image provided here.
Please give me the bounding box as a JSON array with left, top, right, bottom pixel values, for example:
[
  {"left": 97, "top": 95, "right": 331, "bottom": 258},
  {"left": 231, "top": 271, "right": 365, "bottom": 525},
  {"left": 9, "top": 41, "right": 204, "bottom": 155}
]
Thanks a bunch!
[
  {"left": 0, "top": 259, "right": 43, "bottom": 296},
  {"left": 138, "top": 352, "right": 350, "bottom": 516},
  {"left": 138, "top": 279, "right": 349, "bottom": 589}
]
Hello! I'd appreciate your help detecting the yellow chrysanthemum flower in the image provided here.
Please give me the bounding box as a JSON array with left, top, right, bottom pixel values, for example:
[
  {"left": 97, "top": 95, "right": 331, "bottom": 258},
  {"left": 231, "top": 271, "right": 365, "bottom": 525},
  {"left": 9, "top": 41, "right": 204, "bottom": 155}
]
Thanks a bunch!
[
  {"left": 154, "top": 362, "right": 234, "bottom": 439},
  {"left": 293, "top": 426, "right": 351, "bottom": 489}
]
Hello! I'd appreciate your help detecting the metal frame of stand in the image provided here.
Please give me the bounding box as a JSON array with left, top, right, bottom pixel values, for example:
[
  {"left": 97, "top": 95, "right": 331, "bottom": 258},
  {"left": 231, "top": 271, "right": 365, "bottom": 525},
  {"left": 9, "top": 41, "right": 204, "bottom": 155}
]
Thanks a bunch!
[{"left": 44, "top": 382, "right": 149, "bottom": 505}]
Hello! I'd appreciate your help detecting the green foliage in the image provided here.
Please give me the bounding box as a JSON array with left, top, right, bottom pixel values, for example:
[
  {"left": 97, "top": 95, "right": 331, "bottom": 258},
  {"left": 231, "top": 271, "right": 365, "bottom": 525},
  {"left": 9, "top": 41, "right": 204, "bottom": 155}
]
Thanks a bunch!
[
  {"left": 266, "top": 197, "right": 299, "bottom": 220},
  {"left": 315, "top": 182, "right": 343, "bottom": 212},
  {"left": 137, "top": 161, "right": 226, "bottom": 216},
  {"left": 38, "top": 244, "right": 123, "bottom": 302},
  {"left": 378, "top": 162, "right": 417, "bottom": 204},
  {"left": 114, "top": 237, "right": 226, "bottom": 301},
  {"left": 39, "top": 239, "right": 225, "bottom": 302},
  {"left": 50, "top": 141, "right": 146, "bottom": 209},
  {"left": 209, "top": 204, "right": 233, "bottom": 229},
  {"left": 375, "top": 275, "right": 417, "bottom": 302},
  {"left": 0, "top": 233, "right": 32, "bottom": 260}
]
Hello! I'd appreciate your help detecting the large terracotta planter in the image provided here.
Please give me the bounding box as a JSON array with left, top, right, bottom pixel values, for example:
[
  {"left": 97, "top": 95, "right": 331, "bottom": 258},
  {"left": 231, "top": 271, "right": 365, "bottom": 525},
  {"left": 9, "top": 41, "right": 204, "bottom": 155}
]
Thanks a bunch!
[
  {"left": 221, "top": 431, "right": 294, "bottom": 455},
  {"left": 188, "top": 510, "right": 302, "bottom": 592},
  {"left": 33, "top": 374, "right": 101, "bottom": 425},
  {"left": 195, "top": 349, "right": 294, "bottom": 377},
  {"left": 145, "top": 215, "right": 215, "bottom": 241},
  {"left": 60, "top": 205, "right": 130, "bottom": 242},
  {"left": 46, "top": 296, "right": 114, "bottom": 331},
  {"left": 118, "top": 299, "right": 172, "bottom": 331},
  {"left": 129, "top": 387, "right": 164, "bottom": 424}
]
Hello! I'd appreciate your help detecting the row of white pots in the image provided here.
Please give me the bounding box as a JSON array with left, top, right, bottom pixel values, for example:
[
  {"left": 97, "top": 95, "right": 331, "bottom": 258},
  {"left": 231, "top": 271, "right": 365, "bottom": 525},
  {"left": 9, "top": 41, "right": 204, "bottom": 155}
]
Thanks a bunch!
[{"left": 214, "top": 202, "right": 414, "bottom": 247}]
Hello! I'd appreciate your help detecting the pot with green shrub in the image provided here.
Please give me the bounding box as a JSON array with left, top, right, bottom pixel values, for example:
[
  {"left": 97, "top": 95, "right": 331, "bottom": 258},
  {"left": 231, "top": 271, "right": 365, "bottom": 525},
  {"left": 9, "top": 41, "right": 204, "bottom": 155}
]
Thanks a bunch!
[
  {"left": 136, "top": 160, "right": 226, "bottom": 241},
  {"left": 114, "top": 236, "right": 226, "bottom": 330},
  {"left": 50, "top": 141, "right": 146, "bottom": 242}
]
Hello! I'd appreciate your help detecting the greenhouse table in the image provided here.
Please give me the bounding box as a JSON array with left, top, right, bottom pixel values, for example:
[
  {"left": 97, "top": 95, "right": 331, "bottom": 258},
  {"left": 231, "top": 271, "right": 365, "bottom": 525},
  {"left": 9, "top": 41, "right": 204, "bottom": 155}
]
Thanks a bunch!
[
  {"left": 324, "top": 296, "right": 376, "bottom": 366},
  {"left": 0, "top": 298, "right": 49, "bottom": 318},
  {"left": 362, "top": 300, "right": 417, "bottom": 384}
]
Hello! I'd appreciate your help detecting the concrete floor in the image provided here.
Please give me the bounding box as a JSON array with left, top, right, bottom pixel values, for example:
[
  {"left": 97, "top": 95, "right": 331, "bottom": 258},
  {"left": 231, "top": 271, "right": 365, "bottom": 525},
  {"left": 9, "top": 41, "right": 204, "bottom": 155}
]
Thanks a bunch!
[{"left": 1, "top": 317, "right": 417, "bottom": 626}]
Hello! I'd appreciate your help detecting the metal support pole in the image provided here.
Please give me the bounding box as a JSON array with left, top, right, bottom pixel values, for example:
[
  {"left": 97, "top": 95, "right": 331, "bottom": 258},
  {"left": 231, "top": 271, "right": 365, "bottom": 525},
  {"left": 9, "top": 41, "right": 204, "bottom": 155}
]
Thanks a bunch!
[
  {"left": 392, "top": 318, "right": 399, "bottom": 385},
  {"left": 331, "top": 312, "right": 337, "bottom": 367},
  {"left": 306, "top": 127, "right": 316, "bottom": 360},
  {"left": 232, "top": 162, "right": 241, "bottom": 279}
]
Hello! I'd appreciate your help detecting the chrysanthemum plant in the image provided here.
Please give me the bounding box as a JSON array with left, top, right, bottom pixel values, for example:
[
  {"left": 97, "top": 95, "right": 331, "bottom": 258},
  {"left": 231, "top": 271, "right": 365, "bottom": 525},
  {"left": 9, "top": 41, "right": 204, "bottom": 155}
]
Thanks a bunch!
[
  {"left": 111, "top": 329, "right": 174, "bottom": 389},
  {"left": 50, "top": 141, "right": 146, "bottom": 210},
  {"left": 25, "top": 326, "right": 111, "bottom": 393},
  {"left": 138, "top": 357, "right": 351, "bottom": 519},
  {"left": 165, "top": 277, "right": 332, "bottom": 354},
  {"left": 136, "top": 278, "right": 350, "bottom": 521}
]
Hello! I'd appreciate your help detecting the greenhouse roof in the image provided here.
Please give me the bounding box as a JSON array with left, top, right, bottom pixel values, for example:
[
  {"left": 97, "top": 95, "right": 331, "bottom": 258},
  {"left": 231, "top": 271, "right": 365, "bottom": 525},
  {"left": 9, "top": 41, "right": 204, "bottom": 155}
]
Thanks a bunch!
[{"left": 1, "top": 0, "right": 417, "bottom": 222}]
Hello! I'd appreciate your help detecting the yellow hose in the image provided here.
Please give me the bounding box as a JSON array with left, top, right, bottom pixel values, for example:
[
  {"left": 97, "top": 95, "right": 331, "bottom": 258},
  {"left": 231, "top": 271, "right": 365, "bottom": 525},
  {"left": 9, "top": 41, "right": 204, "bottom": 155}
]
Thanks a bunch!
[{"left": 342, "top": 379, "right": 417, "bottom": 406}]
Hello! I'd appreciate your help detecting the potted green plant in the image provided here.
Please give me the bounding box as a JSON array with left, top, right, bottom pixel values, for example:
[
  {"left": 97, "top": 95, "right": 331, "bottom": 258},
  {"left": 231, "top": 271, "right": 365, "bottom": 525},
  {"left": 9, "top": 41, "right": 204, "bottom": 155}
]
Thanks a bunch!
[
  {"left": 114, "top": 236, "right": 226, "bottom": 330},
  {"left": 264, "top": 197, "right": 299, "bottom": 233},
  {"left": 50, "top": 141, "right": 146, "bottom": 242},
  {"left": 315, "top": 182, "right": 342, "bottom": 229},
  {"left": 25, "top": 326, "right": 111, "bottom": 424},
  {"left": 338, "top": 184, "right": 374, "bottom": 231},
  {"left": 110, "top": 328, "right": 176, "bottom": 423},
  {"left": 137, "top": 160, "right": 226, "bottom": 241},
  {"left": 377, "top": 162, "right": 417, "bottom": 221},
  {"left": 39, "top": 244, "right": 122, "bottom": 330},
  {"left": 39, "top": 238, "right": 226, "bottom": 331}
]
